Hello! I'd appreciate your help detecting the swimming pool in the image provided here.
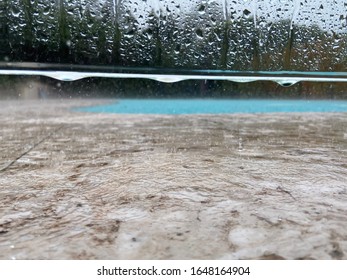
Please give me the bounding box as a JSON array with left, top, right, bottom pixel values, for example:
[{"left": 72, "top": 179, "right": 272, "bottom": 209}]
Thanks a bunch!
[{"left": 77, "top": 99, "right": 347, "bottom": 114}]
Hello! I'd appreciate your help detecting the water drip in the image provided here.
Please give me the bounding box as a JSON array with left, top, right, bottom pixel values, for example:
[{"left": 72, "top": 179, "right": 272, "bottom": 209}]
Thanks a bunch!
[{"left": 276, "top": 80, "right": 299, "bottom": 87}]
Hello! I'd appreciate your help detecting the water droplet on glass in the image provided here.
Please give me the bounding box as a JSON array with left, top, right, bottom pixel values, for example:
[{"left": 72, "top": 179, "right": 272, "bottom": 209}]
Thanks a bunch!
[
  {"left": 43, "top": 6, "right": 51, "bottom": 16},
  {"left": 198, "top": 5, "right": 206, "bottom": 15},
  {"left": 277, "top": 80, "right": 299, "bottom": 87},
  {"left": 11, "top": 7, "right": 21, "bottom": 17},
  {"left": 196, "top": 28, "right": 204, "bottom": 39},
  {"left": 243, "top": 9, "right": 251, "bottom": 17}
]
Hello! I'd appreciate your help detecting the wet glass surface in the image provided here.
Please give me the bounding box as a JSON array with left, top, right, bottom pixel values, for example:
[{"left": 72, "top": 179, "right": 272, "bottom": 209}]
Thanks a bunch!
[{"left": 1, "top": 0, "right": 347, "bottom": 72}]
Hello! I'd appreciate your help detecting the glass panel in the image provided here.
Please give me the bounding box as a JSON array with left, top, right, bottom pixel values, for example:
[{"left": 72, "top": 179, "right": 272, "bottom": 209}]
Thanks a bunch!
[{"left": 0, "top": 0, "right": 346, "bottom": 71}]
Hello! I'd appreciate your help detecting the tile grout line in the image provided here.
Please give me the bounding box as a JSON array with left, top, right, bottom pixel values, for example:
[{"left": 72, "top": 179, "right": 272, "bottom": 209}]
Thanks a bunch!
[{"left": 0, "top": 125, "right": 64, "bottom": 173}]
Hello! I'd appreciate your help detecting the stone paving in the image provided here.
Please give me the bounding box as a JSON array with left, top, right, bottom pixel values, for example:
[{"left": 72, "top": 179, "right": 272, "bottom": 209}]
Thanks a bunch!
[{"left": 0, "top": 99, "right": 346, "bottom": 259}]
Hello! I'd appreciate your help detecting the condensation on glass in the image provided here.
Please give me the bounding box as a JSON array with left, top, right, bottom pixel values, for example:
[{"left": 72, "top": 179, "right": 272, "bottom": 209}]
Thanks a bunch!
[{"left": 0, "top": 0, "right": 347, "bottom": 71}]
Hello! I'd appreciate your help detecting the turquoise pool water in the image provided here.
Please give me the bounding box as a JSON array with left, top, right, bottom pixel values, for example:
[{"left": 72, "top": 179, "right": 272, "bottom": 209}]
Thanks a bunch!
[{"left": 77, "top": 99, "right": 347, "bottom": 114}]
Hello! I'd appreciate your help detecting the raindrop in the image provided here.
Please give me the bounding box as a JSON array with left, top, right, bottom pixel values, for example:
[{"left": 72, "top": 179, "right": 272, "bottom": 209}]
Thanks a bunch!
[
  {"left": 152, "top": 76, "right": 185, "bottom": 83},
  {"left": 243, "top": 9, "right": 251, "bottom": 17},
  {"left": 11, "top": 6, "right": 21, "bottom": 17},
  {"left": 145, "top": 29, "right": 153, "bottom": 39},
  {"left": 174, "top": 44, "right": 181, "bottom": 54},
  {"left": 196, "top": 28, "right": 204, "bottom": 39},
  {"left": 276, "top": 80, "right": 299, "bottom": 87},
  {"left": 124, "top": 29, "right": 135, "bottom": 38},
  {"left": 198, "top": 5, "right": 206, "bottom": 15},
  {"left": 43, "top": 6, "right": 51, "bottom": 16}
]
